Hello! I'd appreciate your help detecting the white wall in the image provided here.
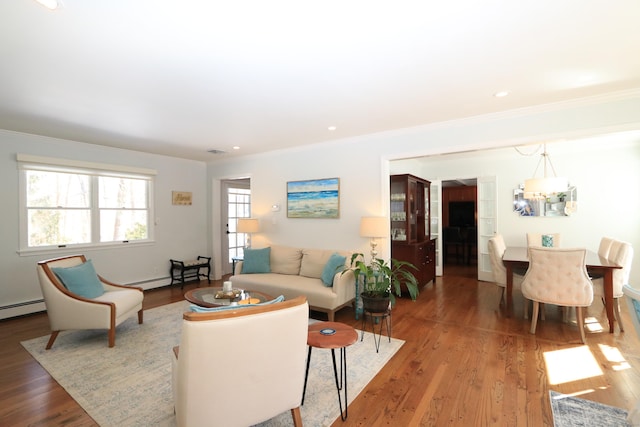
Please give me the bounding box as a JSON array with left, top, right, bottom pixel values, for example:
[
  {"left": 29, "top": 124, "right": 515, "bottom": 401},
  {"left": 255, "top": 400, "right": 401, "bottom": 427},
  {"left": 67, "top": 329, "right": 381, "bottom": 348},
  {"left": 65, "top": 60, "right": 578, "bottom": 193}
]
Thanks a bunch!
[
  {"left": 208, "top": 93, "right": 640, "bottom": 286},
  {"left": 0, "top": 130, "right": 208, "bottom": 318},
  {"left": 391, "top": 135, "right": 640, "bottom": 285},
  {"left": 3, "top": 91, "right": 640, "bottom": 319}
]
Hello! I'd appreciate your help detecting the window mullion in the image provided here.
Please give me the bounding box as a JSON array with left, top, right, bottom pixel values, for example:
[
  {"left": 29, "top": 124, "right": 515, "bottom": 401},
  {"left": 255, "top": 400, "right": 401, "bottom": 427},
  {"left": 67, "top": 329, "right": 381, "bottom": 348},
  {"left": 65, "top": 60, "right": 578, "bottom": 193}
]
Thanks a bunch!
[{"left": 91, "top": 176, "right": 100, "bottom": 243}]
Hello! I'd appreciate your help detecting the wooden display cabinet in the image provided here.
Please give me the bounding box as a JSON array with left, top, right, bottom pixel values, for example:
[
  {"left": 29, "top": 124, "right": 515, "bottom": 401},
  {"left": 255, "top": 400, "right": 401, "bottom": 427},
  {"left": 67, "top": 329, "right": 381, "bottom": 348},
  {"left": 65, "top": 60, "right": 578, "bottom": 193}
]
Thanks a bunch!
[{"left": 390, "top": 174, "right": 436, "bottom": 286}]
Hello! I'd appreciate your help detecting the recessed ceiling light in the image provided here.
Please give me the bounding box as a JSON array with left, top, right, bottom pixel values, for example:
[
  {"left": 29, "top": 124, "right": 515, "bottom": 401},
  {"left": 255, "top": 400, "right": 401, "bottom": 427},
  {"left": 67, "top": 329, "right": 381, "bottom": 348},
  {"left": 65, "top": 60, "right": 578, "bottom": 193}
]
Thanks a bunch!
[
  {"left": 494, "top": 91, "right": 510, "bottom": 98},
  {"left": 233, "top": 146, "right": 240, "bottom": 150},
  {"left": 34, "top": 0, "right": 60, "bottom": 10},
  {"left": 328, "top": 126, "right": 337, "bottom": 131}
]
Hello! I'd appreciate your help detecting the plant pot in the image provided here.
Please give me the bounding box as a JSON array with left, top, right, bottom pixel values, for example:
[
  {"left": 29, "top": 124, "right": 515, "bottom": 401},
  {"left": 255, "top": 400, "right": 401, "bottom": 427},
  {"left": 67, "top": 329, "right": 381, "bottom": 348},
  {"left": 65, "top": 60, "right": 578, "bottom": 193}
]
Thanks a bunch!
[{"left": 361, "top": 292, "right": 391, "bottom": 313}]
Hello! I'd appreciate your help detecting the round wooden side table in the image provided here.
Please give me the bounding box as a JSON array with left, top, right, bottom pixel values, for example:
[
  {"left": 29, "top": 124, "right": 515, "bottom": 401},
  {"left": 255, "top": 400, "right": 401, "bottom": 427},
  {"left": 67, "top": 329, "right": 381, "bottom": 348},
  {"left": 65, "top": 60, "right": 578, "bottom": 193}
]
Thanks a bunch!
[{"left": 302, "top": 321, "right": 358, "bottom": 421}]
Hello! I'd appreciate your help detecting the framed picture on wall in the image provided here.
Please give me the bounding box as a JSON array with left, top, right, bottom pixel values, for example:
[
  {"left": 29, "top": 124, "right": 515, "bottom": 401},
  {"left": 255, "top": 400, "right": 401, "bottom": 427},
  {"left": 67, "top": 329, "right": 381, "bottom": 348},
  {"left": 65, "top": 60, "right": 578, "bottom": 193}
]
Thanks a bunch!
[{"left": 287, "top": 178, "right": 340, "bottom": 218}]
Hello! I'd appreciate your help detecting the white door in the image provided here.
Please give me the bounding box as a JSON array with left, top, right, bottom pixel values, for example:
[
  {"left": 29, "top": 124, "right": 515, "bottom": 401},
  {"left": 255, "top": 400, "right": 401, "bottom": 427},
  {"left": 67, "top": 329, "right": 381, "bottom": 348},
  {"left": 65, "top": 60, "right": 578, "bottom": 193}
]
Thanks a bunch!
[
  {"left": 429, "top": 179, "right": 443, "bottom": 276},
  {"left": 477, "top": 175, "right": 497, "bottom": 281},
  {"left": 221, "top": 179, "right": 251, "bottom": 275}
]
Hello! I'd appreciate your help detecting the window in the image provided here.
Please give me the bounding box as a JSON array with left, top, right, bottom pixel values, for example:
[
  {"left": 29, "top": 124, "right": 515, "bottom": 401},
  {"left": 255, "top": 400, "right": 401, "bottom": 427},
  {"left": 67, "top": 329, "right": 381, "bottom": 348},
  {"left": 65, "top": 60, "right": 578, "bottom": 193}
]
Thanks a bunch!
[{"left": 18, "top": 154, "right": 155, "bottom": 252}]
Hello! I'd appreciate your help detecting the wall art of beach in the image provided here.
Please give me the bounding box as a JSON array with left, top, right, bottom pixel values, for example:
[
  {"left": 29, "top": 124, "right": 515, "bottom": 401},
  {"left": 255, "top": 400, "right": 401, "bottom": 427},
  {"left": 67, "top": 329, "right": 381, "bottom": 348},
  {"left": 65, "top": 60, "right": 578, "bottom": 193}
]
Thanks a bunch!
[{"left": 287, "top": 178, "right": 339, "bottom": 218}]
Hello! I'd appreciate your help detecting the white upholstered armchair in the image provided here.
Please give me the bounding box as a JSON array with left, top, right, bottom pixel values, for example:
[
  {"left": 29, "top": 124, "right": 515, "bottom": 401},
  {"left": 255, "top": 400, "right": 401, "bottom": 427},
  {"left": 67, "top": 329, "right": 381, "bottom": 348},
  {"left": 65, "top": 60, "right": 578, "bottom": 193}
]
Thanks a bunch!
[
  {"left": 36, "top": 254, "right": 144, "bottom": 349},
  {"left": 172, "top": 296, "right": 309, "bottom": 427}
]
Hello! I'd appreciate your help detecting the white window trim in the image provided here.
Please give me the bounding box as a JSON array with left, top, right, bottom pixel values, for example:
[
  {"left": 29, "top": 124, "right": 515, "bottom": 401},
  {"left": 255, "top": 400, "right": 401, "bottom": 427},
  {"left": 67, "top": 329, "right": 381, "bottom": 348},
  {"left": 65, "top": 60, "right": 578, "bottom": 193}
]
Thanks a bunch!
[{"left": 17, "top": 154, "right": 156, "bottom": 256}]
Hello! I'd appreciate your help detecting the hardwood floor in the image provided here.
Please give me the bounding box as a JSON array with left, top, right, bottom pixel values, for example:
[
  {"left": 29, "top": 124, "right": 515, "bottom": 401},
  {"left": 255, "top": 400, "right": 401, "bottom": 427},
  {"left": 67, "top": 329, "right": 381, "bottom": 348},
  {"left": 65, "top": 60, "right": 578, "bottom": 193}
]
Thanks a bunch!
[{"left": 1, "top": 265, "right": 639, "bottom": 426}]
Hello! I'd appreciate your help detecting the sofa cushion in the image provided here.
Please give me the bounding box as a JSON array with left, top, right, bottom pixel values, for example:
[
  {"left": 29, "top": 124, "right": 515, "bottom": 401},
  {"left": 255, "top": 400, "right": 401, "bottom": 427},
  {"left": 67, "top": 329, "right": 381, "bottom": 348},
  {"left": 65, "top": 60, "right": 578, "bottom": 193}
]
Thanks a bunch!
[
  {"left": 230, "top": 273, "right": 342, "bottom": 309},
  {"left": 270, "top": 245, "right": 303, "bottom": 275},
  {"left": 51, "top": 260, "right": 105, "bottom": 299},
  {"left": 242, "top": 247, "right": 271, "bottom": 274},
  {"left": 300, "top": 249, "right": 351, "bottom": 279},
  {"left": 321, "top": 253, "right": 346, "bottom": 286}
]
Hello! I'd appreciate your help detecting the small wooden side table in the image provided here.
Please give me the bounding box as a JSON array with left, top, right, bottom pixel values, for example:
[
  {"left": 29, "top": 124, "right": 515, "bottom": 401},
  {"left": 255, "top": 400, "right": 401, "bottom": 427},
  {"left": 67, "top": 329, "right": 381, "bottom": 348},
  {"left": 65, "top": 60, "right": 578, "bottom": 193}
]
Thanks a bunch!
[{"left": 302, "top": 321, "right": 357, "bottom": 421}]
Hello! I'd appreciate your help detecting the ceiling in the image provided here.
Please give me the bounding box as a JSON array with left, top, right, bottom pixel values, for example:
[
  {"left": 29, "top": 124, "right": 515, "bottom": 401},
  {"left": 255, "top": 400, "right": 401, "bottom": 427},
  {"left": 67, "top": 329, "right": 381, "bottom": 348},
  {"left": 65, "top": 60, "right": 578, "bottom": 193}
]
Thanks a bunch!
[{"left": 2, "top": 1, "right": 640, "bottom": 162}]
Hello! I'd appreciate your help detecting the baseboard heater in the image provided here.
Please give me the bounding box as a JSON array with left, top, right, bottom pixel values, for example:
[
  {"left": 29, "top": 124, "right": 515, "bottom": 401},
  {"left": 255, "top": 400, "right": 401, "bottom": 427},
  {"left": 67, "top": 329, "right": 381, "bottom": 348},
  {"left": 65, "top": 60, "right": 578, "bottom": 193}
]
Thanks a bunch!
[{"left": 0, "top": 299, "right": 46, "bottom": 320}]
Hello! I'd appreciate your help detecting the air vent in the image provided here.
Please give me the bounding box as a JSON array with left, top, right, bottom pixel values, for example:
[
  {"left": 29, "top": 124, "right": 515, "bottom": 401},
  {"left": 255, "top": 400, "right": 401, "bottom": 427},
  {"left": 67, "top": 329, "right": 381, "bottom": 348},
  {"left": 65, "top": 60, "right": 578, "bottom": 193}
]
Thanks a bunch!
[{"left": 207, "top": 149, "right": 227, "bottom": 155}]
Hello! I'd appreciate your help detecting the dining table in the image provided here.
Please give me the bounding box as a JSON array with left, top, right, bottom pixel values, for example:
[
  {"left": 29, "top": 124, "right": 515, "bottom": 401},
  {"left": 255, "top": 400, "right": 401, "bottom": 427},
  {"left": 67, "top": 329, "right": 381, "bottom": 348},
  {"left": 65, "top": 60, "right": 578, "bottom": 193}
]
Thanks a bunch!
[{"left": 502, "top": 246, "right": 622, "bottom": 333}]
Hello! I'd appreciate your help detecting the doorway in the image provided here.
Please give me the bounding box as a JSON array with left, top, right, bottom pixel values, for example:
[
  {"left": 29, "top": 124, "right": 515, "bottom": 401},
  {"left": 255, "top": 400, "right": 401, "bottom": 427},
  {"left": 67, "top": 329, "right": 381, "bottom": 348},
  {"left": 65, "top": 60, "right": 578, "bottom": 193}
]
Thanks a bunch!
[
  {"left": 441, "top": 179, "right": 477, "bottom": 278},
  {"left": 221, "top": 178, "right": 251, "bottom": 276}
]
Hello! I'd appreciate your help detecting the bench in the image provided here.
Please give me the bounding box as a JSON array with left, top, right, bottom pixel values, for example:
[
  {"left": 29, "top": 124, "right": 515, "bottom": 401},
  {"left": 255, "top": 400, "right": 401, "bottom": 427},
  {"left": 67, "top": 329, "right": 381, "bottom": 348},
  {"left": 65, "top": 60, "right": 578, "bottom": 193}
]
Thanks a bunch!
[{"left": 170, "top": 256, "right": 211, "bottom": 288}]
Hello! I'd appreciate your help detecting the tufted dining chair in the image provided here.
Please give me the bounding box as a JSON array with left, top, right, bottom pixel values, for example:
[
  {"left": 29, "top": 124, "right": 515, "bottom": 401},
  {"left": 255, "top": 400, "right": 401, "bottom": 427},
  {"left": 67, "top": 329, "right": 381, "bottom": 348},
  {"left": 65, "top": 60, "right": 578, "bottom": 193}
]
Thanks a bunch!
[
  {"left": 592, "top": 240, "right": 634, "bottom": 332},
  {"left": 488, "top": 235, "right": 526, "bottom": 311},
  {"left": 37, "top": 254, "right": 144, "bottom": 349},
  {"left": 521, "top": 247, "right": 594, "bottom": 343},
  {"left": 598, "top": 236, "right": 616, "bottom": 259}
]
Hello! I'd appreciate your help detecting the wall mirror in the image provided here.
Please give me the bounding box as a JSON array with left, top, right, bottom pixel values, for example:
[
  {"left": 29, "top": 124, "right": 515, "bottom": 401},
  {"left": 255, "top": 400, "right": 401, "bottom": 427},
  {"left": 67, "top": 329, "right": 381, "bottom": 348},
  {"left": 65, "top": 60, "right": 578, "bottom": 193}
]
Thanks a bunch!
[{"left": 513, "top": 186, "right": 577, "bottom": 217}]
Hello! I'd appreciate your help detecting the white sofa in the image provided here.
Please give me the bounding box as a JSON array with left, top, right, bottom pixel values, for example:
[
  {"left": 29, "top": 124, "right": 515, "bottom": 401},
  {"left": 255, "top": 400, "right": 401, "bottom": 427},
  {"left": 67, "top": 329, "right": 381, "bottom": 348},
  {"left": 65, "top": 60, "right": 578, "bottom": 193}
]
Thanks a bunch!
[{"left": 230, "top": 245, "right": 356, "bottom": 321}]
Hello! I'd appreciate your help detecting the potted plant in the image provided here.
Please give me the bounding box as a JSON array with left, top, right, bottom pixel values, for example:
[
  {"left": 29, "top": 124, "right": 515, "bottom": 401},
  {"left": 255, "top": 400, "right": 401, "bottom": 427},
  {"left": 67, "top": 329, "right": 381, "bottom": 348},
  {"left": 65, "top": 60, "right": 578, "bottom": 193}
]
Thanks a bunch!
[{"left": 342, "top": 253, "right": 419, "bottom": 312}]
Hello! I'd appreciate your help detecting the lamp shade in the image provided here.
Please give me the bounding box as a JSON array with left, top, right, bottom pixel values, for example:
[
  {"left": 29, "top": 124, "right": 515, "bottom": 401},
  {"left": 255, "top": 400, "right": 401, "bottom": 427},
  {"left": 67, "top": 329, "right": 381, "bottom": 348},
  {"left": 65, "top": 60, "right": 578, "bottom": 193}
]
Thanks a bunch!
[
  {"left": 237, "top": 218, "right": 259, "bottom": 234},
  {"left": 524, "top": 176, "right": 568, "bottom": 195},
  {"left": 359, "top": 217, "right": 388, "bottom": 238}
]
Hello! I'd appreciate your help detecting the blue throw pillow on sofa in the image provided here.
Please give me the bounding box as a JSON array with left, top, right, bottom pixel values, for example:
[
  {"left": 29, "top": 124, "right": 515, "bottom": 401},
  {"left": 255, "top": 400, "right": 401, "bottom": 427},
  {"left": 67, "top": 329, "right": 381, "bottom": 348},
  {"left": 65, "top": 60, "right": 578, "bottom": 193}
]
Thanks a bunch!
[
  {"left": 242, "top": 247, "right": 271, "bottom": 274},
  {"left": 321, "top": 253, "right": 346, "bottom": 286},
  {"left": 51, "top": 260, "right": 105, "bottom": 299}
]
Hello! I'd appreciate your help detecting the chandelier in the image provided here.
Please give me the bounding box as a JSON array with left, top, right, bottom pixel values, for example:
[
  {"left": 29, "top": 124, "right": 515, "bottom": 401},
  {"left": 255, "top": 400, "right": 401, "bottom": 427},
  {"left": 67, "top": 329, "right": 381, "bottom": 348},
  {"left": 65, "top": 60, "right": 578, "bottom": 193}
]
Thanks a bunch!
[{"left": 524, "top": 144, "right": 568, "bottom": 198}]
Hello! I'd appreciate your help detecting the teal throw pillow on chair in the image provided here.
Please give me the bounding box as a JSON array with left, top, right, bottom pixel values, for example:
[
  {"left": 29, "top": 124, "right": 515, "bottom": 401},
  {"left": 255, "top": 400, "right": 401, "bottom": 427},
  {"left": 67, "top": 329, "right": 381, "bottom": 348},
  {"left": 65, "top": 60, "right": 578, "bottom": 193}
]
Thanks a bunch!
[
  {"left": 321, "top": 253, "right": 346, "bottom": 286},
  {"left": 51, "top": 259, "right": 105, "bottom": 299},
  {"left": 242, "top": 247, "right": 271, "bottom": 274},
  {"left": 542, "top": 234, "right": 554, "bottom": 248}
]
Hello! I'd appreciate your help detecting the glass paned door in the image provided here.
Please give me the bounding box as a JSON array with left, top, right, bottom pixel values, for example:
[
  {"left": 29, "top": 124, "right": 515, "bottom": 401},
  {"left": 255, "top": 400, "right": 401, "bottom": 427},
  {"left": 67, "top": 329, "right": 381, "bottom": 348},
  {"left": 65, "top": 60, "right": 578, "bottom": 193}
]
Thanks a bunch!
[
  {"left": 477, "top": 176, "right": 497, "bottom": 282},
  {"left": 430, "top": 179, "right": 443, "bottom": 276},
  {"left": 222, "top": 179, "right": 250, "bottom": 275}
]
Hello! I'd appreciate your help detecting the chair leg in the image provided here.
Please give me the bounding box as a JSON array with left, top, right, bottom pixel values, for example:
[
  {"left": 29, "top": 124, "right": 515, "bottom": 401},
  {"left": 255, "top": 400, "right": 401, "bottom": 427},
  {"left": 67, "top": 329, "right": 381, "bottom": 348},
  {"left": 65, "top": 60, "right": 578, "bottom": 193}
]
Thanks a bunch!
[
  {"left": 291, "top": 407, "right": 303, "bottom": 427},
  {"left": 524, "top": 298, "right": 529, "bottom": 320},
  {"left": 614, "top": 297, "right": 625, "bottom": 332},
  {"left": 577, "top": 306, "right": 587, "bottom": 344},
  {"left": 540, "top": 303, "right": 546, "bottom": 321},
  {"left": 138, "top": 309, "right": 144, "bottom": 324},
  {"left": 530, "top": 301, "right": 540, "bottom": 334},
  {"left": 108, "top": 328, "right": 115, "bottom": 347},
  {"left": 45, "top": 331, "right": 60, "bottom": 350}
]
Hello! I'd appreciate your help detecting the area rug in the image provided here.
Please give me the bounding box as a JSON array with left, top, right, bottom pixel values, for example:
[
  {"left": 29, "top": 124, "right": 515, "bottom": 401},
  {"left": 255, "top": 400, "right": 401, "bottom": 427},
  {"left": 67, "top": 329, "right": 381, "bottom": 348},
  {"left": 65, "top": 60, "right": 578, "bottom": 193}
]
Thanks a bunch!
[
  {"left": 21, "top": 301, "right": 404, "bottom": 427},
  {"left": 550, "top": 390, "right": 630, "bottom": 427}
]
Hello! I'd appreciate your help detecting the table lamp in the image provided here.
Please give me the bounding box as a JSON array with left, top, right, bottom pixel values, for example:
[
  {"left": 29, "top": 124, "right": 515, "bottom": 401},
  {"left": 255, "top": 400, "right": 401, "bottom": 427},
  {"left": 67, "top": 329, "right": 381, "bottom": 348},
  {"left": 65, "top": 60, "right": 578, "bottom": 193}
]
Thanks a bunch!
[
  {"left": 237, "top": 218, "right": 259, "bottom": 248},
  {"left": 359, "top": 216, "right": 388, "bottom": 261}
]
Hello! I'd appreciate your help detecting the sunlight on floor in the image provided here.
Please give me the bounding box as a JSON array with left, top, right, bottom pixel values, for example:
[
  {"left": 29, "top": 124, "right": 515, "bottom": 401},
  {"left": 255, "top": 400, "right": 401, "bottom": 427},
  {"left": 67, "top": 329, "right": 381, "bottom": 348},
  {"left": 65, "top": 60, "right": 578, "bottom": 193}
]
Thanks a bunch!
[
  {"left": 599, "top": 344, "right": 631, "bottom": 371},
  {"left": 544, "top": 346, "right": 603, "bottom": 385},
  {"left": 585, "top": 316, "right": 604, "bottom": 333}
]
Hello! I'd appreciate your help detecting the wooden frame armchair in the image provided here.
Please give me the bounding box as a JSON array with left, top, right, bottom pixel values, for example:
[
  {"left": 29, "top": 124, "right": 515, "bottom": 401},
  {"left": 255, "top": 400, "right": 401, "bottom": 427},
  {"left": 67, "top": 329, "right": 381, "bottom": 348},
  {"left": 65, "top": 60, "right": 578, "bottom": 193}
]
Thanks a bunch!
[
  {"left": 36, "top": 254, "right": 144, "bottom": 349},
  {"left": 172, "top": 296, "right": 309, "bottom": 427}
]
